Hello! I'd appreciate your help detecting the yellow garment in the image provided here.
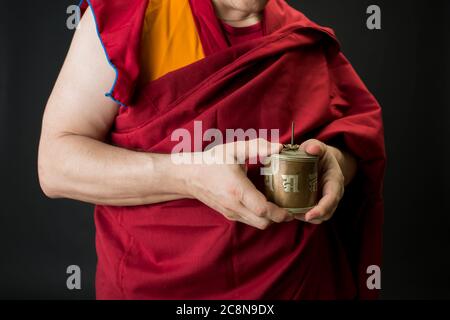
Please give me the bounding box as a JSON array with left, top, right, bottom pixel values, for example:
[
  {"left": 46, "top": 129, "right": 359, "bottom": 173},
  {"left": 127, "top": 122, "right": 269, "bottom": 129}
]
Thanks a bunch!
[{"left": 140, "top": 0, "right": 205, "bottom": 84}]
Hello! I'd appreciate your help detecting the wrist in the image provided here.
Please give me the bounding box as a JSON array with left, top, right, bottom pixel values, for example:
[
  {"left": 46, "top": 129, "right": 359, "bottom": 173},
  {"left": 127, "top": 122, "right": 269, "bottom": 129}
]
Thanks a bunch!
[{"left": 148, "top": 153, "right": 191, "bottom": 197}]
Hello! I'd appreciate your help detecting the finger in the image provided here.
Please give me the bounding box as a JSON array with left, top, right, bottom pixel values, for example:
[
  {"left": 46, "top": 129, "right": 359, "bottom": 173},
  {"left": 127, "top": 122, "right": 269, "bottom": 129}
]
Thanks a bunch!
[
  {"left": 238, "top": 176, "right": 290, "bottom": 223},
  {"left": 309, "top": 218, "right": 324, "bottom": 225},
  {"left": 230, "top": 202, "right": 272, "bottom": 230},
  {"left": 233, "top": 138, "right": 282, "bottom": 164},
  {"left": 239, "top": 178, "right": 268, "bottom": 216},
  {"left": 305, "top": 180, "right": 342, "bottom": 223},
  {"left": 293, "top": 213, "right": 307, "bottom": 222},
  {"left": 296, "top": 207, "right": 323, "bottom": 224},
  {"left": 266, "top": 202, "right": 292, "bottom": 223},
  {"left": 300, "top": 139, "right": 327, "bottom": 157},
  {"left": 285, "top": 214, "right": 296, "bottom": 222},
  {"left": 195, "top": 191, "right": 238, "bottom": 220},
  {"left": 305, "top": 151, "right": 344, "bottom": 223},
  {"left": 196, "top": 190, "right": 271, "bottom": 229}
]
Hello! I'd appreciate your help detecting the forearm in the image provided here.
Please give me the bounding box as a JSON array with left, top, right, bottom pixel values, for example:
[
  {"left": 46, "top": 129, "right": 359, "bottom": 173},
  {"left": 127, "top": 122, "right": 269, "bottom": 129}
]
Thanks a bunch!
[
  {"left": 328, "top": 145, "right": 358, "bottom": 186},
  {"left": 38, "top": 134, "right": 190, "bottom": 206}
]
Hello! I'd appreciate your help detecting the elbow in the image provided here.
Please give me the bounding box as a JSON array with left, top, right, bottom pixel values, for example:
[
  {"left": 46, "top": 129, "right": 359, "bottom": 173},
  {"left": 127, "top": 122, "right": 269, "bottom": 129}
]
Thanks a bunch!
[
  {"left": 38, "top": 150, "right": 63, "bottom": 199},
  {"left": 38, "top": 164, "right": 60, "bottom": 199},
  {"left": 39, "top": 181, "right": 60, "bottom": 200}
]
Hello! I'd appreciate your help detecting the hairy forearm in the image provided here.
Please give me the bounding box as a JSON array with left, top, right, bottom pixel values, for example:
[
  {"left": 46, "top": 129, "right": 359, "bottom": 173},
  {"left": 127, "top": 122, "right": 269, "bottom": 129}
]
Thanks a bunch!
[
  {"left": 38, "top": 134, "right": 190, "bottom": 206},
  {"left": 328, "top": 145, "right": 358, "bottom": 186}
]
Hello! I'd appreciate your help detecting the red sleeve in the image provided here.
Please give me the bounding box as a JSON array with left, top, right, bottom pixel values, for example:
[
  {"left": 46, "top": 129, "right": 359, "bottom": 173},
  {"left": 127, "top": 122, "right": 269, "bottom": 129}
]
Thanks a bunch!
[
  {"left": 78, "top": 0, "right": 148, "bottom": 106},
  {"left": 317, "top": 51, "right": 386, "bottom": 299}
]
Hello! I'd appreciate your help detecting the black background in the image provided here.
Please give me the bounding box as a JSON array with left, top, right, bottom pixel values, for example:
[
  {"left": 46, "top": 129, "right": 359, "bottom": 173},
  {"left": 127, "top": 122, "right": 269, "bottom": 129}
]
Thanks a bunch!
[{"left": 0, "top": 0, "right": 449, "bottom": 299}]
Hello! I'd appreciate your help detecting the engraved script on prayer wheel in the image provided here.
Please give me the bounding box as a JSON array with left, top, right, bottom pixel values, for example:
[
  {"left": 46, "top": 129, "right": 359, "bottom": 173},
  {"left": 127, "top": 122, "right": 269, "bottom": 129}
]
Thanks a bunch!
[{"left": 263, "top": 144, "right": 319, "bottom": 214}]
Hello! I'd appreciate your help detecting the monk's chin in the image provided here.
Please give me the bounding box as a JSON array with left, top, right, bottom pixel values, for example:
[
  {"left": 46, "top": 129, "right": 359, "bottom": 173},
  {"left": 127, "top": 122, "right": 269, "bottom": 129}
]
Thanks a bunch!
[{"left": 227, "top": 0, "right": 270, "bottom": 13}]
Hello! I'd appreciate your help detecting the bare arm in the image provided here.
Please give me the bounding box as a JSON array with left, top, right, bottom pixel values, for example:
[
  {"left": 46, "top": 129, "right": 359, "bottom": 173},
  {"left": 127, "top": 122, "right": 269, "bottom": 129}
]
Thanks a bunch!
[
  {"left": 38, "top": 8, "right": 288, "bottom": 229},
  {"left": 38, "top": 8, "right": 188, "bottom": 206}
]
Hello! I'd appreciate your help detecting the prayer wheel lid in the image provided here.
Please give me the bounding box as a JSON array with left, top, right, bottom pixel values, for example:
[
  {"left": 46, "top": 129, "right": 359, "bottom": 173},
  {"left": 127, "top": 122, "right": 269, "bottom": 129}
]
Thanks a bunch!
[{"left": 271, "top": 144, "right": 318, "bottom": 161}]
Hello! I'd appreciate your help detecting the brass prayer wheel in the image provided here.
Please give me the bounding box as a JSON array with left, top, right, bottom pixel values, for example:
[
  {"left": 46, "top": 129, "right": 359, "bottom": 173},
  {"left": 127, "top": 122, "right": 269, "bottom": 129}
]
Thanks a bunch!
[{"left": 263, "top": 144, "right": 319, "bottom": 215}]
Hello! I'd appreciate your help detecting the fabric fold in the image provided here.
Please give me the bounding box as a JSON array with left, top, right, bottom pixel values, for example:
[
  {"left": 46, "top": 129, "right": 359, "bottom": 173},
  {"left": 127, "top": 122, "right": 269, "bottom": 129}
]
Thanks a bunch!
[{"left": 81, "top": 0, "right": 385, "bottom": 300}]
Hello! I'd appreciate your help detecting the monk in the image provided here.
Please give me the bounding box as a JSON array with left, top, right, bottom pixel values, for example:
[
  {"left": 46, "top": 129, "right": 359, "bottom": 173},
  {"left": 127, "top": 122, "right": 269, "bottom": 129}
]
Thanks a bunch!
[{"left": 38, "top": 0, "right": 385, "bottom": 299}]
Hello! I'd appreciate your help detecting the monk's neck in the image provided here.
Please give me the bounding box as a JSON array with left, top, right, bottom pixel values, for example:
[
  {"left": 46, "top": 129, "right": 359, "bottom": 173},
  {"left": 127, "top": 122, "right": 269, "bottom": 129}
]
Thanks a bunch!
[{"left": 212, "top": 0, "right": 263, "bottom": 27}]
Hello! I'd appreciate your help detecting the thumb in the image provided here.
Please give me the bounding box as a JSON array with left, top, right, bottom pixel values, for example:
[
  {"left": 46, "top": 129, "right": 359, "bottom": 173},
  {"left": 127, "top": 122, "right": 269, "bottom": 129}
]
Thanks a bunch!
[{"left": 300, "top": 139, "right": 327, "bottom": 157}]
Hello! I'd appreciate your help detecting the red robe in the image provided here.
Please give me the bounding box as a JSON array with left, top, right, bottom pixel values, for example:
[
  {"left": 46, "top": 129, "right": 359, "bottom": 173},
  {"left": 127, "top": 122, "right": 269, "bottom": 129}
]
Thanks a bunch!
[{"left": 80, "top": 0, "right": 386, "bottom": 300}]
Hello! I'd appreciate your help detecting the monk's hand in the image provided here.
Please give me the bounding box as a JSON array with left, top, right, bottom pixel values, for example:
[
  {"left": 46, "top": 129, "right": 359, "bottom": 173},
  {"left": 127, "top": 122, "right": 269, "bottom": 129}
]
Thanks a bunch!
[
  {"left": 296, "top": 139, "right": 347, "bottom": 225},
  {"left": 185, "top": 138, "right": 292, "bottom": 230}
]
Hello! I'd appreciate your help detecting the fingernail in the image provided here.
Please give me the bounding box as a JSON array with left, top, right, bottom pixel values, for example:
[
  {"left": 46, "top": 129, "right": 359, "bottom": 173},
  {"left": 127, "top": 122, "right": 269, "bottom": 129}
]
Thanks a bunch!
[{"left": 306, "top": 212, "right": 319, "bottom": 221}]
